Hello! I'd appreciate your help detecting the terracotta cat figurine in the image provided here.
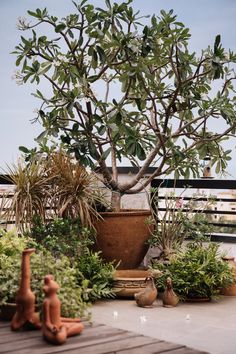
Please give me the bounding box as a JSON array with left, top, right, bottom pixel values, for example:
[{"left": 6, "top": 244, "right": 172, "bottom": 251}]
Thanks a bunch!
[
  {"left": 42, "top": 274, "right": 84, "bottom": 345},
  {"left": 11, "top": 248, "right": 41, "bottom": 331},
  {"left": 162, "top": 277, "right": 179, "bottom": 308}
]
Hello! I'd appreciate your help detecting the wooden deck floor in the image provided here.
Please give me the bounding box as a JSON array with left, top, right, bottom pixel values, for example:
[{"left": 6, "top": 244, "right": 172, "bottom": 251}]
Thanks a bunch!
[{"left": 0, "top": 320, "right": 208, "bottom": 354}]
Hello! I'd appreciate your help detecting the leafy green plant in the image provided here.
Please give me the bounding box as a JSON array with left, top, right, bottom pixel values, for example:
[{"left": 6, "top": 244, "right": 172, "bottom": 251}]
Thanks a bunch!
[
  {"left": 29, "top": 217, "right": 116, "bottom": 301},
  {"left": 151, "top": 240, "right": 235, "bottom": 299},
  {"left": 29, "top": 216, "right": 93, "bottom": 258},
  {"left": 76, "top": 248, "right": 116, "bottom": 302},
  {"left": 13, "top": 1, "right": 236, "bottom": 211},
  {"left": 0, "top": 228, "right": 90, "bottom": 318},
  {"left": 148, "top": 190, "right": 214, "bottom": 260}
]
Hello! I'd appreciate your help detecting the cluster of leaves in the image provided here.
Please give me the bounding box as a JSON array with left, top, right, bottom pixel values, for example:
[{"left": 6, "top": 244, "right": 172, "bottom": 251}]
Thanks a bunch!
[
  {"left": 0, "top": 228, "right": 90, "bottom": 318},
  {"left": 29, "top": 216, "right": 93, "bottom": 258},
  {"left": 148, "top": 189, "right": 214, "bottom": 259},
  {"left": 76, "top": 248, "right": 115, "bottom": 302},
  {"left": 2, "top": 151, "right": 105, "bottom": 230},
  {"left": 29, "top": 217, "right": 116, "bottom": 302},
  {"left": 151, "top": 240, "right": 235, "bottom": 299},
  {"left": 12, "top": 0, "right": 236, "bottom": 202}
]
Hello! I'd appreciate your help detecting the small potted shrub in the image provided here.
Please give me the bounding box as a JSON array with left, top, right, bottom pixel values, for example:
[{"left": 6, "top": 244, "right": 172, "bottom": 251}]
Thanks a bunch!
[{"left": 151, "top": 239, "right": 235, "bottom": 301}]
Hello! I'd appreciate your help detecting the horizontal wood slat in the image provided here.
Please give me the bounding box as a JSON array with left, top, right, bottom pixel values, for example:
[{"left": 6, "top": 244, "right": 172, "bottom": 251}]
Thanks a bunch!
[{"left": 0, "top": 321, "right": 208, "bottom": 354}]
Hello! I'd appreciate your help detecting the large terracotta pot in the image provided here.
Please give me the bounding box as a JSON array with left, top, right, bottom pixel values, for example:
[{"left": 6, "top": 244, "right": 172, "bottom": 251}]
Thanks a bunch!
[{"left": 94, "top": 210, "right": 152, "bottom": 269}]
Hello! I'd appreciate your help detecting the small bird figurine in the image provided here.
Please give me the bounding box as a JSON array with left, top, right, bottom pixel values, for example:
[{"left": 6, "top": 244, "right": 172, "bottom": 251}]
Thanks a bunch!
[
  {"left": 134, "top": 277, "right": 157, "bottom": 307},
  {"left": 162, "top": 277, "right": 179, "bottom": 308}
]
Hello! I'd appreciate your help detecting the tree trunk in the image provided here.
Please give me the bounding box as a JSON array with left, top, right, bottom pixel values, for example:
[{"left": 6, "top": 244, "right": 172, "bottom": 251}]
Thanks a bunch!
[{"left": 111, "top": 191, "right": 121, "bottom": 212}]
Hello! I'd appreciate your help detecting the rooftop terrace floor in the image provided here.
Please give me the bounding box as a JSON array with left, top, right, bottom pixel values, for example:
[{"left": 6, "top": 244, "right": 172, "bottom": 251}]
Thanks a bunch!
[
  {"left": 0, "top": 319, "right": 207, "bottom": 354},
  {"left": 92, "top": 296, "right": 236, "bottom": 354}
]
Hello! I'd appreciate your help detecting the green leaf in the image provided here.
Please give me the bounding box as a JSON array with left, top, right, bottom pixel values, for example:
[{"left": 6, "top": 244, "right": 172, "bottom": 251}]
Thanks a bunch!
[
  {"left": 19, "top": 146, "right": 29, "bottom": 154},
  {"left": 27, "top": 10, "right": 39, "bottom": 18},
  {"left": 16, "top": 56, "right": 23, "bottom": 67},
  {"left": 96, "top": 45, "right": 106, "bottom": 64},
  {"left": 55, "top": 24, "right": 66, "bottom": 33},
  {"left": 136, "top": 143, "right": 146, "bottom": 160}
]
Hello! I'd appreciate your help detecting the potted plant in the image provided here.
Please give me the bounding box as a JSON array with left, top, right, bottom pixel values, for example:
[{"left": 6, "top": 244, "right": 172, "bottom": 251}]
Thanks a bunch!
[
  {"left": 12, "top": 0, "right": 236, "bottom": 268},
  {"left": 148, "top": 190, "right": 214, "bottom": 261},
  {"left": 151, "top": 239, "right": 235, "bottom": 301}
]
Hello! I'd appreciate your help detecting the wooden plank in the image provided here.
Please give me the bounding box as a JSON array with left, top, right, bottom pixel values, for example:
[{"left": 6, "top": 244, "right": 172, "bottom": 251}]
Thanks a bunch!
[
  {"left": 5, "top": 326, "right": 129, "bottom": 354},
  {"left": 111, "top": 340, "right": 184, "bottom": 354},
  {"left": 65, "top": 336, "right": 161, "bottom": 354},
  {"left": 0, "top": 321, "right": 209, "bottom": 354},
  {"left": 162, "top": 348, "right": 209, "bottom": 354}
]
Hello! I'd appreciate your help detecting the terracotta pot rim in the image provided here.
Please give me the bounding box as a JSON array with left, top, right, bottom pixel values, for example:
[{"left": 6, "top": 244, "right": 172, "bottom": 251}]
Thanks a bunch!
[
  {"left": 99, "top": 209, "right": 151, "bottom": 217},
  {"left": 114, "top": 269, "right": 151, "bottom": 280}
]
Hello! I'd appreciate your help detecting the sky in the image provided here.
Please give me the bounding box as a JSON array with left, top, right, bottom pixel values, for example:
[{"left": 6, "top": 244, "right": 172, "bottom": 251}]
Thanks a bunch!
[{"left": 0, "top": 0, "right": 236, "bottom": 177}]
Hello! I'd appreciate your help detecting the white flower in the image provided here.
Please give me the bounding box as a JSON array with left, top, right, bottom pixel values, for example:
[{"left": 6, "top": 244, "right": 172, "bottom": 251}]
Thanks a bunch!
[
  {"left": 84, "top": 97, "right": 90, "bottom": 103},
  {"left": 16, "top": 16, "right": 30, "bottom": 31},
  {"left": 74, "top": 82, "right": 80, "bottom": 89},
  {"left": 157, "top": 38, "right": 164, "bottom": 45},
  {"left": 53, "top": 59, "right": 61, "bottom": 67},
  {"left": 11, "top": 70, "right": 24, "bottom": 86},
  {"left": 178, "top": 96, "right": 185, "bottom": 104},
  {"left": 57, "top": 54, "right": 69, "bottom": 63},
  {"left": 224, "top": 52, "right": 230, "bottom": 61},
  {"left": 200, "top": 94, "right": 208, "bottom": 101}
]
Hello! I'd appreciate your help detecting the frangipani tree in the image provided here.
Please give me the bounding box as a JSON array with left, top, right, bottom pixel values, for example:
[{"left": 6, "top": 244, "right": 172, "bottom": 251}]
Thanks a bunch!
[{"left": 13, "top": 0, "right": 236, "bottom": 210}]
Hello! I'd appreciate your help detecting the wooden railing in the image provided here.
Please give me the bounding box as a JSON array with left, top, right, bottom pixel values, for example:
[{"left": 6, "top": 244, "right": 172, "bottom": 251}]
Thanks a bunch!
[{"left": 151, "top": 178, "right": 236, "bottom": 242}]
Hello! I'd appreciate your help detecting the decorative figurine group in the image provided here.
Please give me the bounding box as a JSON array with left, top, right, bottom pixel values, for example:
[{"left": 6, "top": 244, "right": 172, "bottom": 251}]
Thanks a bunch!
[
  {"left": 134, "top": 276, "right": 179, "bottom": 308},
  {"left": 11, "top": 248, "right": 84, "bottom": 345}
]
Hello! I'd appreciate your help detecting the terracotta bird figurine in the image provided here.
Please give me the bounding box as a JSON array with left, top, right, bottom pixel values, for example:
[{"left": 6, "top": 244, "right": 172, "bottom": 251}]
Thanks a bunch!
[
  {"left": 162, "top": 277, "right": 179, "bottom": 308},
  {"left": 42, "top": 274, "right": 84, "bottom": 345},
  {"left": 134, "top": 277, "right": 157, "bottom": 307}
]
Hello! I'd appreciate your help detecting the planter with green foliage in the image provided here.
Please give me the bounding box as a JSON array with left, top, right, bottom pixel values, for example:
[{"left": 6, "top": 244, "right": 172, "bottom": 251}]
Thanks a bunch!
[
  {"left": 151, "top": 240, "right": 235, "bottom": 300},
  {"left": 12, "top": 0, "right": 236, "bottom": 267}
]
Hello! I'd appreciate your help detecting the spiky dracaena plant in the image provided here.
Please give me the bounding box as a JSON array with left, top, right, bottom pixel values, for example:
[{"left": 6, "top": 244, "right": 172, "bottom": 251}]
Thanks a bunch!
[
  {"left": 1, "top": 152, "right": 106, "bottom": 230},
  {"left": 2, "top": 160, "right": 51, "bottom": 230},
  {"left": 46, "top": 152, "right": 104, "bottom": 226}
]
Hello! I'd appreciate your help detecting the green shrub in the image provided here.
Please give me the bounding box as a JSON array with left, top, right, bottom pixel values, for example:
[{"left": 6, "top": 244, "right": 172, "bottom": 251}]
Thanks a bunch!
[
  {"left": 76, "top": 248, "right": 115, "bottom": 302},
  {"left": 0, "top": 228, "right": 90, "bottom": 318},
  {"left": 29, "top": 216, "right": 93, "bottom": 258},
  {"left": 29, "top": 217, "right": 116, "bottom": 302},
  {"left": 151, "top": 240, "right": 235, "bottom": 299}
]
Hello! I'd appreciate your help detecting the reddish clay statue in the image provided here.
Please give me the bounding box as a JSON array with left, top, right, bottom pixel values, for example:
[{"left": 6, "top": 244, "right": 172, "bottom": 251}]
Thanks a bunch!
[
  {"left": 11, "top": 248, "right": 41, "bottom": 331},
  {"left": 162, "top": 277, "right": 179, "bottom": 308},
  {"left": 134, "top": 277, "right": 157, "bottom": 307},
  {"left": 42, "top": 275, "right": 84, "bottom": 345}
]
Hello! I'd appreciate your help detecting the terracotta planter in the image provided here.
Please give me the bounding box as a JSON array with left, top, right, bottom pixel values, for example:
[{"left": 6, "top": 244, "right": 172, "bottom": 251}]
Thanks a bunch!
[
  {"left": 113, "top": 269, "right": 152, "bottom": 298},
  {"left": 186, "top": 297, "right": 211, "bottom": 302},
  {"left": 220, "top": 284, "right": 236, "bottom": 296},
  {"left": 94, "top": 210, "right": 152, "bottom": 269},
  {"left": 0, "top": 303, "right": 17, "bottom": 321}
]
